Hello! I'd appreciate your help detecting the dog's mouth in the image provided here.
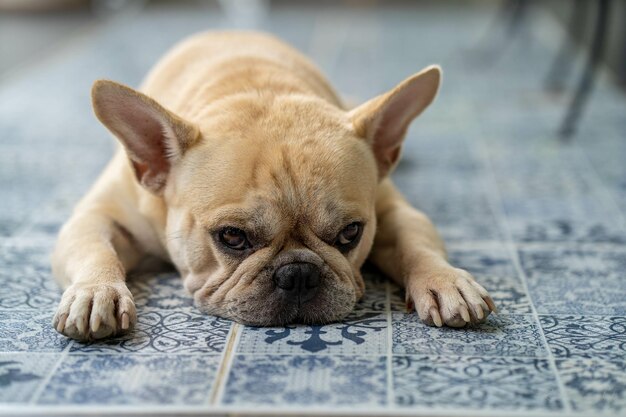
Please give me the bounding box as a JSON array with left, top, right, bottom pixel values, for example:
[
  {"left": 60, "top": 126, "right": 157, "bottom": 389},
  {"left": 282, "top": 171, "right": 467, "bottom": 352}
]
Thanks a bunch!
[
  {"left": 189, "top": 254, "right": 359, "bottom": 326},
  {"left": 196, "top": 279, "right": 357, "bottom": 327}
]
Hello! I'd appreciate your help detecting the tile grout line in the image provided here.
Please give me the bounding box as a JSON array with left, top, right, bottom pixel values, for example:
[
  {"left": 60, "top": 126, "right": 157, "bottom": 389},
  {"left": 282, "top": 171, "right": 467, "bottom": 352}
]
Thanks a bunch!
[
  {"left": 209, "top": 322, "right": 241, "bottom": 406},
  {"left": 0, "top": 403, "right": 610, "bottom": 417},
  {"left": 28, "top": 339, "right": 74, "bottom": 404},
  {"left": 24, "top": 352, "right": 558, "bottom": 360},
  {"left": 474, "top": 134, "right": 572, "bottom": 413},
  {"left": 385, "top": 281, "right": 394, "bottom": 408}
]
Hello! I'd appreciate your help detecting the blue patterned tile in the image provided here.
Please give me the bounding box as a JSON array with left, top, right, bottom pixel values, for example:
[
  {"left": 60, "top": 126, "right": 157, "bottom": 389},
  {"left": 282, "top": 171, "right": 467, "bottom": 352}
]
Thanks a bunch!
[
  {"left": 0, "top": 239, "right": 54, "bottom": 271},
  {"left": 509, "top": 218, "right": 626, "bottom": 245},
  {"left": 0, "top": 240, "right": 60, "bottom": 310},
  {"left": 580, "top": 130, "right": 626, "bottom": 219},
  {"left": 392, "top": 313, "right": 547, "bottom": 357},
  {"left": 71, "top": 308, "right": 231, "bottom": 354},
  {"left": 520, "top": 247, "right": 626, "bottom": 314},
  {"left": 0, "top": 310, "right": 70, "bottom": 352},
  {"left": 11, "top": 181, "right": 86, "bottom": 239},
  {"left": 393, "top": 355, "right": 563, "bottom": 410},
  {"left": 0, "top": 353, "right": 59, "bottom": 403},
  {"left": 393, "top": 176, "right": 503, "bottom": 243},
  {"left": 0, "top": 182, "right": 54, "bottom": 238},
  {"left": 237, "top": 311, "right": 387, "bottom": 354},
  {"left": 541, "top": 315, "right": 626, "bottom": 360},
  {"left": 38, "top": 354, "right": 220, "bottom": 405},
  {"left": 128, "top": 271, "right": 193, "bottom": 310},
  {"left": 557, "top": 358, "right": 626, "bottom": 413},
  {"left": 0, "top": 274, "right": 60, "bottom": 311},
  {"left": 448, "top": 246, "right": 517, "bottom": 276},
  {"left": 222, "top": 355, "right": 387, "bottom": 407},
  {"left": 488, "top": 145, "right": 626, "bottom": 244}
]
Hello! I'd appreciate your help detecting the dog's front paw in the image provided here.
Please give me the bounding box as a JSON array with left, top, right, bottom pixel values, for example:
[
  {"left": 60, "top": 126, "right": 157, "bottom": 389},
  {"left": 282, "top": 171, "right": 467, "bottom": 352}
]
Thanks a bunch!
[
  {"left": 53, "top": 282, "right": 136, "bottom": 341},
  {"left": 407, "top": 267, "right": 497, "bottom": 328}
]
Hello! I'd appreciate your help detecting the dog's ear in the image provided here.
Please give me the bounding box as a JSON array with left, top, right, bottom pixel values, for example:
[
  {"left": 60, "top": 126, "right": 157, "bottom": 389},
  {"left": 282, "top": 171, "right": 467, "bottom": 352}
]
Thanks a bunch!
[
  {"left": 349, "top": 65, "right": 441, "bottom": 178},
  {"left": 91, "top": 80, "right": 199, "bottom": 194}
]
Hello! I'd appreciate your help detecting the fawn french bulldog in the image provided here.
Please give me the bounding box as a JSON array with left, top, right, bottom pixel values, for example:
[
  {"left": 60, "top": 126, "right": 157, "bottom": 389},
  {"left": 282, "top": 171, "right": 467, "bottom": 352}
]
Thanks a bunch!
[{"left": 51, "top": 31, "right": 495, "bottom": 341}]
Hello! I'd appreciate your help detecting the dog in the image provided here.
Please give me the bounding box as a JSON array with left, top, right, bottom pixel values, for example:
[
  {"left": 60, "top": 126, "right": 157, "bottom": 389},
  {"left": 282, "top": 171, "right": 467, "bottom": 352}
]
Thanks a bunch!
[{"left": 51, "top": 31, "right": 496, "bottom": 341}]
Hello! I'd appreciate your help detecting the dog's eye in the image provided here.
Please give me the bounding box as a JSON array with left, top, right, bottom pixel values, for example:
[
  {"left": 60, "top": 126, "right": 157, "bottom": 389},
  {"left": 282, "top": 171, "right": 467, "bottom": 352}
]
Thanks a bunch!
[
  {"left": 218, "top": 227, "right": 250, "bottom": 250},
  {"left": 335, "top": 222, "right": 363, "bottom": 252}
]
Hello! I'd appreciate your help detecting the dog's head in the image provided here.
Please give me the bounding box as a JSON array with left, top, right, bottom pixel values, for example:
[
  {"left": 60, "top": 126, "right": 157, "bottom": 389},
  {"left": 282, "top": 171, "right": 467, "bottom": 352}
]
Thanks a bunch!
[{"left": 91, "top": 66, "right": 440, "bottom": 325}]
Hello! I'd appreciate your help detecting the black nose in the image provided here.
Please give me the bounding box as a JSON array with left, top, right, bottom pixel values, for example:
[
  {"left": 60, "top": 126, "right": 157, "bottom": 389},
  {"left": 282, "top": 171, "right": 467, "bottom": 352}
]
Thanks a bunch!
[{"left": 273, "top": 262, "right": 321, "bottom": 303}]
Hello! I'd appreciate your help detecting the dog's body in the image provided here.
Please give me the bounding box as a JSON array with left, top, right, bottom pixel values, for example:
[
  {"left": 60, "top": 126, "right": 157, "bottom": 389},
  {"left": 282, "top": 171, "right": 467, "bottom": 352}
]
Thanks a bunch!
[{"left": 52, "top": 32, "right": 495, "bottom": 340}]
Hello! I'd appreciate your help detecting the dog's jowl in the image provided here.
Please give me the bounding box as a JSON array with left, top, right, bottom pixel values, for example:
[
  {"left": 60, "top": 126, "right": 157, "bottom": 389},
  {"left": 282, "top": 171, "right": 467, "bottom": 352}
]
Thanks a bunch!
[{"left": 51, "top": 31, "right": 496, "bottom": 341}]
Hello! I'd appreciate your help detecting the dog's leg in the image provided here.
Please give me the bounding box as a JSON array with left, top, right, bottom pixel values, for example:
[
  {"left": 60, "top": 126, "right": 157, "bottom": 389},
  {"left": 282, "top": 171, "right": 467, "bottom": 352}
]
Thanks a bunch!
[
  {"left": 50, "top": 79, "right": 201, "bottom": 341},
  {"left": 371, "top": 179, "right": 496, "bottom": 327},
  {"left": 51, "top": 207, "right": 142, "bottom": 341}
]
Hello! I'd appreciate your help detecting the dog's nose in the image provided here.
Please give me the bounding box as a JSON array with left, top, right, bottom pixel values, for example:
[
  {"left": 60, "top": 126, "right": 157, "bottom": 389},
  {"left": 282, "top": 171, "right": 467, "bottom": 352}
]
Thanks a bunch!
[{"left": 273, "top": 262, "right": 320, "bottom": 303}]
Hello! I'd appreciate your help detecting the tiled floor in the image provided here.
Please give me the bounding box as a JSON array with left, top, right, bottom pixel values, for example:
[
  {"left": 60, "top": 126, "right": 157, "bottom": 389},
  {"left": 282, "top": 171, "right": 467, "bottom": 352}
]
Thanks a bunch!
[{"left": 1, "top": 1, "right": 626, "bottom": 416}]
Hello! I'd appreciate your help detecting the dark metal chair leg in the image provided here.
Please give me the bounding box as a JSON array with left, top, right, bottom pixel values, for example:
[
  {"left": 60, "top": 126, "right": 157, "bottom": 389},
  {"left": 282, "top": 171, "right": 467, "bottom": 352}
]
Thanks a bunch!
[
  {"left": 470, "top": 0, "right": 530, "bottom": 63},
  {"left": 619, "top": 6, "right": 626, "bottom": 87},
  {"left": 504, "top": 0, "right": 529, "bottom": 38},
  {"left": 559, "top": 0, "right": 611, "bottom": 140},
  {"left": 544, "top": 0, "right": 588, "bottom": 93}
]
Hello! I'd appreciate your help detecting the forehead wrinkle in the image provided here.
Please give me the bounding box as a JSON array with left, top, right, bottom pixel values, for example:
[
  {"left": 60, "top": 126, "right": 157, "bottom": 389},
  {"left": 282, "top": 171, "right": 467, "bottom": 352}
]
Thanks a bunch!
[
  {"left": 203, "top": 207, "right": 258, "bottom": 230},
  {"left": 265, "top": 143, "right": 353, "bottom": 231},
  {"left": 258, "top": 145, "right": 301, "bottom": 221},
  {"left": 311, "top": 200, "right": 369, "bottom": 237},
  {"left": 247, "top": 149, "right": 262, "bottom": 189},
  {"left": 200, "top": 195, "right": 276, "bottom": 232}
]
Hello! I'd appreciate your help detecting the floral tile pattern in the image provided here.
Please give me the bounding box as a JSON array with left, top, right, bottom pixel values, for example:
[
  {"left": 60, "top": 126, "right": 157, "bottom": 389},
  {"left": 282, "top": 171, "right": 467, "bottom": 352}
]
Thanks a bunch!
[
  {"left": 128, "top": 271, "right": 194, "bottom": 310},
  {"left": 557, "top": 358, "right": 626, "bottom": 413},
  {"left": 70, "top": 308, "right": 232, "bottom": 354},
  {"left": 395, "top": 175, "right": 504, "bottom": 244},
  {"left": 0, "top": 240, "right": 61, "bottom": 310},
  {"left": 392, "top": 313, "right": 547, "bottom": 357},
  {"left": 541, "top": 315, "right": 626, "bottom": 360},
  {"left": 488, "top": 146, "right": 626, "bottom": 244},
  {"left": 520, "top": 247, "right": 626, "bottom": 315},
  {"left": 393, "top": 355, "right": 563, "bottom": 410},
  {"left": 0, "top": 273, "right": 61, "bottom": 311},
  {"left": 221, "top": 355, "right": 387, "bottom": 407},
  {"left": 2, "top": 0, "right": 626, "bottom": 415},
  {"left": 448, "top": 246, "right": 518, "bottom": 277},
  {"left": 38, "top": 354, "right": 221, "bottom": 405},
  {"left": 0, "top": 310, "right": 70, "bottom": 352},
  {"left": 237, "top": 311, "right": 388, "bottom": 355}
]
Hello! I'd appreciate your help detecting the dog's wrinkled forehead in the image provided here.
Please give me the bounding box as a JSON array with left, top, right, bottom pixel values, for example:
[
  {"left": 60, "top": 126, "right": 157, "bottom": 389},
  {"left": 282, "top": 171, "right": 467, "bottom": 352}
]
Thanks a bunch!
[
  {"left": 185, "top": 141, "right": 375, "bottom": 239},
  {"left": 173, "top": 96, "right": 378, "bottom": 234}
]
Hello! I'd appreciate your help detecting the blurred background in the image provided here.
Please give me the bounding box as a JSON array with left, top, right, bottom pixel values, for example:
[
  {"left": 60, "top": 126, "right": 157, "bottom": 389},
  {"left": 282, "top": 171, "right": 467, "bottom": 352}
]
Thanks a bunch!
[{"left": 0, "top": 0, "right": 625, "bottom": 243}]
